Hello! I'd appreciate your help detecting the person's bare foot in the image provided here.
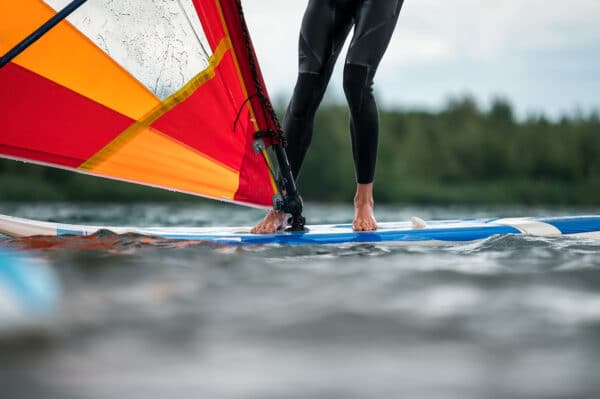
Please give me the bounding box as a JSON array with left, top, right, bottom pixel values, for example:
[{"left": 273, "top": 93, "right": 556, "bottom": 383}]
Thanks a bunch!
[
  {"left": 251, "top": 210, "right": 287, "bottom": 234},
  {"left": 353, "top": 183, "right": 377, "bottom": 232}
]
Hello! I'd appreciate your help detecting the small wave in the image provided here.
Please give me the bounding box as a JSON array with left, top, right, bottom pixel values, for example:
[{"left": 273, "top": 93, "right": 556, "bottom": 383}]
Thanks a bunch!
[
  {"left": 444, "top": 234, "right": 600, "bottom": 270},
  {"left": 0, "top": 231, "right": 222, "bottom": 253}
]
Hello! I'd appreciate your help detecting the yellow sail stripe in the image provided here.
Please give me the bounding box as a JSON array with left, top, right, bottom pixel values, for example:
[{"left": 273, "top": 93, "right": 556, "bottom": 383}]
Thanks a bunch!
[{"left": 80, "top": 38, "right": 233, "bottom": 172}]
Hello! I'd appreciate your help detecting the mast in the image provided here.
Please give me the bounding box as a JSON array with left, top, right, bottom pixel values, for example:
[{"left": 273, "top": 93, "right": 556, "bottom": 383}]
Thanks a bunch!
[
  {"left": 0, "top": 0, "right": 88, "bottom": 68},
  {"left": 231, "top": 0, "right": 306, "bottom": 231}
]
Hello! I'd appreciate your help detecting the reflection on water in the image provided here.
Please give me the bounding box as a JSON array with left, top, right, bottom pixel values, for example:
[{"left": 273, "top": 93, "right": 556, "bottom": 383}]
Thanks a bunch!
[{"left": 1, "top": 203, "right": 600, "bottom": 399}]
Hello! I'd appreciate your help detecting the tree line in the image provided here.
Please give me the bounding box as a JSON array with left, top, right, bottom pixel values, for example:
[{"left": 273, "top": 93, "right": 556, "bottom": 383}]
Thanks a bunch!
[
  {"left": 298, "top": 96, "right": 600, "bottom": 205},
  {"left": 1, "top": 96, "right": 599, "bottom": 205}
]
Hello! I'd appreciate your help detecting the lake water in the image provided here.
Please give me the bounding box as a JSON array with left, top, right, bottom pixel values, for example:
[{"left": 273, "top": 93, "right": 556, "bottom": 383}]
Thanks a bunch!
[{"left": 1, "top": 202, "right": 600, "bottom": 399}]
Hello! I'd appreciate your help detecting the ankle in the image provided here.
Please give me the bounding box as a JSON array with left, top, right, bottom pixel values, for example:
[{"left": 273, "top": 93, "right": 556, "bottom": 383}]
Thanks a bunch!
[
  {"left": 354, "top": 183, "right": 374, "bottom": 207},
  {"left": 354, "top": 197, "right": 374, "bottom": 208},
  {"left": 270, "top": 209, "right": 286, "bottom": 218}
]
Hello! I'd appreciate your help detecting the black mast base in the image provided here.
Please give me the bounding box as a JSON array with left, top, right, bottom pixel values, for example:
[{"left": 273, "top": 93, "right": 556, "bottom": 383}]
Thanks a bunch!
[
  {"left": 283, "top": 193, "right": 306, "bottom": 232},
  {"left": 286, "top": 214, "right": 307, "bottom": 232},
  {"left": 269, "top": 142, "right": 307, "bottom": 232},
  {"left": 273, "top": 192, "right": 307, "bottom": 232}
]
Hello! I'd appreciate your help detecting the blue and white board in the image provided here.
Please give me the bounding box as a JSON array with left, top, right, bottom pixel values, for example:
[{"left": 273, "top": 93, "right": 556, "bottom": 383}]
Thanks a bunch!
[{"left": 1, "top": 213, "right": 600, "bottom": 245}]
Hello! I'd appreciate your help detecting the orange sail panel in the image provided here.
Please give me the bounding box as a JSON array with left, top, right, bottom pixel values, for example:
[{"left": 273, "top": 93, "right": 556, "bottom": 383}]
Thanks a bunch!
[{"left": 0, "top": 0, "right": 278, "bottom": 207}]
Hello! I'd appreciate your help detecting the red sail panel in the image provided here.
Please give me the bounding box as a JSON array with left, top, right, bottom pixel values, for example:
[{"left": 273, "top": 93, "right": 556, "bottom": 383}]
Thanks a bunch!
[
  {"left": 0, "top": 63, "right": 133, "bottom": 167},
  {"left": 192, "top": 0, "right": 280, "bottom": 204},
  {"left": 214, "top": 0, "right": 281, "bottom": 135}
]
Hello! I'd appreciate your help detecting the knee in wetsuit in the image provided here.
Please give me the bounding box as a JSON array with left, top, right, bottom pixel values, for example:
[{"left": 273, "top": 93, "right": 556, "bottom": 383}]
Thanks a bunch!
[
  {"left": 285, "top": 0, "right": 403, "bottom": 184},
  {"left": 284, "top": 72, "right": 326, "bottom": 179},
  {"left": 342, "top": 63, "right": 373, "bottom": 114},
  {"left": 287, "top": 72, "right": 325, "bottom": 120}
]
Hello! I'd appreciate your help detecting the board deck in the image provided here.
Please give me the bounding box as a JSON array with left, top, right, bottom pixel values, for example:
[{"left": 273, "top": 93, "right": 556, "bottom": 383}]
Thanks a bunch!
[{"left": 2, "top": 214, "right": 600, "bottom": 245}]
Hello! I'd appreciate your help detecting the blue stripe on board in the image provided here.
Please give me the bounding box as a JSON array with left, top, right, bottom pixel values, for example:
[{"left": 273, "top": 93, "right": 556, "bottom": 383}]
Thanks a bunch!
[
  {"left": 539, "top": 216, "right": 600, "bottom": 235},
  {"left": 10, "top": 215, "right": 600, "bottom": 245},
  {"left": 57, "top": 228, "right": 84, "bottom": 236},
  {"left": 156, "top": 225, "right": 521, "bottom": 245}
]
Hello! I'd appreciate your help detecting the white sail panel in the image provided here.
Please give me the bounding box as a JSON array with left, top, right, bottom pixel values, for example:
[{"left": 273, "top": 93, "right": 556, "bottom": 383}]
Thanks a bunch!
[{"left": 44, "top": 0, "right": 212, "bottom": 99}]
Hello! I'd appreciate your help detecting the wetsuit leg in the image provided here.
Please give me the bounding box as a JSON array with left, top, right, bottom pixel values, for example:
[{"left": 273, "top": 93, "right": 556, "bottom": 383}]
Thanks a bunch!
[
  {"left": 344, "top": 0, "right": 403, "bottom": 184},
  {"left": 284, "top": 0, "right": 354, "bottom": 180}
]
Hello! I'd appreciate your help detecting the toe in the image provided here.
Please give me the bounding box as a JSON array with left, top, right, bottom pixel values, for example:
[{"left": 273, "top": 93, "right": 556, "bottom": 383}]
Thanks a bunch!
[
  {"left": 369, "top": 219, "right": 377, "bottom": 231},
  {"left": 257, "top": 224, "right": 267, "bottom": 234},
  {"left": 353, "top": 219, "right": 364, "bottom": 232}
]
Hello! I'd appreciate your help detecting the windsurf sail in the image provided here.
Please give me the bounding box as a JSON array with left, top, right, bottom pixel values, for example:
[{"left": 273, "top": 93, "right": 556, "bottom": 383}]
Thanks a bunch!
[{"left": 0, "top": 0, "right": 297, "bottom": 211}]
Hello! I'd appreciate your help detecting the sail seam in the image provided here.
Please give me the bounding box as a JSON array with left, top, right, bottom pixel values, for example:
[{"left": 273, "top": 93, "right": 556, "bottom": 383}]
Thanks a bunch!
[
  {"left": 79, "top": 38, "right": 233, "bottom": 171},
  {"left": 213, "top": 0, "right": 259, "bottom": 132}
]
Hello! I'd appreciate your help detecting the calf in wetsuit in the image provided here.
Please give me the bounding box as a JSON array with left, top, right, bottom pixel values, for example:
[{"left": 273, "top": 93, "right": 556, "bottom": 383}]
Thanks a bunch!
[{"left": 252, "top": 0, "right": 404, "bottom": 233}]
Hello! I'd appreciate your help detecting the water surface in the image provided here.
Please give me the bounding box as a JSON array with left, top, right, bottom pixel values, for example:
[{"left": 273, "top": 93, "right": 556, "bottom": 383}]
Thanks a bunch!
[{"left": 1, "top": 202, "right": 600, "bottom": 399}]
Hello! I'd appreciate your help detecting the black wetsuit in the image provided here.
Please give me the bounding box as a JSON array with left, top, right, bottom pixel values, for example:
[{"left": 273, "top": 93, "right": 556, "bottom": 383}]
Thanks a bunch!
[{"left": 284, "top": 0, "right": 403, "bottom": 184}]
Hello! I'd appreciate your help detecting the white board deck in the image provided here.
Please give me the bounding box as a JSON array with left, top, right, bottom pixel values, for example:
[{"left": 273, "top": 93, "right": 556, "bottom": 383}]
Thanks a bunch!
[{"left": 2, "top": 213, "right": 600, "bottom": 245}]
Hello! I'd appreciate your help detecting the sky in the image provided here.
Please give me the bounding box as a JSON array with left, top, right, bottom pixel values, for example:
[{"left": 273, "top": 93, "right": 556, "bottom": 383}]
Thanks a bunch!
[{"left": 242, "top": 0, "right": 600, "bottom": 119}]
